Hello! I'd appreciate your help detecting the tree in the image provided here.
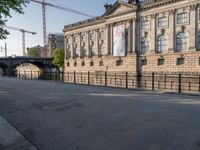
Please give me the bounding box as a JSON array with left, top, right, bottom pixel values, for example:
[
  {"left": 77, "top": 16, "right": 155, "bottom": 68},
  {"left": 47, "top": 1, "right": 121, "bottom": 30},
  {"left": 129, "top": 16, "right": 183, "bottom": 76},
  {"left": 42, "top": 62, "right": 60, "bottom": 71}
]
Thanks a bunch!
[
  {"left": 0, "top": 0, "right": 29, "bottom": 39},
  {"left": 52, "top": 48, "right": 64, "bottom": 70},
  {"left": 27, "top": 47, "right": 41, "bottom": 58}
]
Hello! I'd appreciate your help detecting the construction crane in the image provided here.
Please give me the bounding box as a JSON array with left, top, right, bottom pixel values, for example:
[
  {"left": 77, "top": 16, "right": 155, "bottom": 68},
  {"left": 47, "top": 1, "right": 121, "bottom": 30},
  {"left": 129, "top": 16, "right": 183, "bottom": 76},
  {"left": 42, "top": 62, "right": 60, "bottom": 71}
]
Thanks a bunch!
[
  {"left": 5, "top": 26, "right": 36, "bottom": 56},
  {"left": 30, "top": 0, "right": 94, "bottom": 58}
]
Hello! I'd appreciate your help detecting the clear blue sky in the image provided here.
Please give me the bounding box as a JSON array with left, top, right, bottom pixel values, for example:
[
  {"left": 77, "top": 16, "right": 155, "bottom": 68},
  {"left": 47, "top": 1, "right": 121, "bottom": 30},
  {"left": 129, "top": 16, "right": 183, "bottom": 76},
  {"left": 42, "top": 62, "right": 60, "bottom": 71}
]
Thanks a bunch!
[{"left": 0, "top": 0, "right": 130, "bottom": 57}]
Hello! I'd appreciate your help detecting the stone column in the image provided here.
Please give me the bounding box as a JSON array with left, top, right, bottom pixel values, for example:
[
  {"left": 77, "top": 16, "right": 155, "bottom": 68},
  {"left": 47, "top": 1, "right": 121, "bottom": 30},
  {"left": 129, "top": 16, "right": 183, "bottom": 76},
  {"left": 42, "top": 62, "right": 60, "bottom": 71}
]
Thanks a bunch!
[
  {"left": 95, "top": 29, "right": 99, "bottom": 56},
  {"left": 128, "top": 19, "right": 133, "bottom": 53},
  {"left": 132, "top": 18, "right": 136, "bottom": 53},
  {"left": 110, "top": 23, "right": 113, "bottom": 55},
  {"left": 189, "top": 5, "right": 197, "bottom": 51},
  {"left": 106, "top": 24, "right": 110, "bottom": 55},
  {"left": 78, "top": 33, "right": 81, "bottom": 58},
  {"left": 87, "top": 31, "right": 90, "bottom": 57},
  {"left": 168, "top": 10, "right": 175, "bottom": 53},
  {"left": 71, "top": 34, "right": 75, "bottom": 59},
  {"left": 150, "top": 14, "right": 156, "bottom": 54},
  {"left": 64, "top": 37, "right": 68, "bottom": 59}
]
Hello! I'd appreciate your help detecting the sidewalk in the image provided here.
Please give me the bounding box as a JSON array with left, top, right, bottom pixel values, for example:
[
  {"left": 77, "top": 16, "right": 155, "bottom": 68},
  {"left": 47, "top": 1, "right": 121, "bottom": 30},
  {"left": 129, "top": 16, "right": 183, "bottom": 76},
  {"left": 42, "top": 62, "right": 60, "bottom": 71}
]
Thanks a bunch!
[{"left": 0, "top": 115, "right": 38, "bottom": 150}]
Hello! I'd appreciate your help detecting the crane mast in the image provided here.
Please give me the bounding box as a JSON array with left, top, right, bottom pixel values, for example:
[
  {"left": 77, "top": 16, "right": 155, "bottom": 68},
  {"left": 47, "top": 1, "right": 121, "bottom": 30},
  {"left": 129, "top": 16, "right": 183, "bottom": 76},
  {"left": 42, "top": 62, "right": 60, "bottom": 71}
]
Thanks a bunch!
[
  {"left": 5, "top": 26, "right": 36, "bottom": 56},
  {"left": 30, "top": 0, "right": 94, "bottom": 58},
  {"left": 42, "top": 0, "right": 47, "bottom": 57}
]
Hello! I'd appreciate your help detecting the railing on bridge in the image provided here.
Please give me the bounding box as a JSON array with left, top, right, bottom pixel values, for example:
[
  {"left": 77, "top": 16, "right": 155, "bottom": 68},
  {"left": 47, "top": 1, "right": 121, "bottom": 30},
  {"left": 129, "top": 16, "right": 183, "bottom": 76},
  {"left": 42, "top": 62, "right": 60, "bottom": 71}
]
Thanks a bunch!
[{"left": 4, "top": 70, "right": 200, "bottom": 94}]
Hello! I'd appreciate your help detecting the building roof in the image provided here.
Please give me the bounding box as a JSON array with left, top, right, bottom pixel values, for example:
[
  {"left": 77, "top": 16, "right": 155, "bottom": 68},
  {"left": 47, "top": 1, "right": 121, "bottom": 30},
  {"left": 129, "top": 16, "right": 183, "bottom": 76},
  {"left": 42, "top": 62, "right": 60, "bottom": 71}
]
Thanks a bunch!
[{"left": 64, "top": 0, "right": 181, "bottom": 32}]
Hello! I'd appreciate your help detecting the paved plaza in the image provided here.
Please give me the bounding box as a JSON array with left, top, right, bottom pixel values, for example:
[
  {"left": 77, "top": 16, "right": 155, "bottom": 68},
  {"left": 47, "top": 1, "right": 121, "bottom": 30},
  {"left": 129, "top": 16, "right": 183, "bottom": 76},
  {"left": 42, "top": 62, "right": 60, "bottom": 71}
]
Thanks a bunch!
[{"left": 0, "top": 77, "right": 200, "bottom": 150}]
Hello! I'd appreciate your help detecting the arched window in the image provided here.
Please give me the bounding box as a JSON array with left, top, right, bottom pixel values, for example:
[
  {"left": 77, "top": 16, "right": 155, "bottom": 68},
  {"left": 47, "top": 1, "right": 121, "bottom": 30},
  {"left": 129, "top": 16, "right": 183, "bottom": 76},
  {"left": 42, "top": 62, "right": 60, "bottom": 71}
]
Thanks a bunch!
[
  {"left": 141, "top": 37, "right": 149, "bottom": 54},
  {"left": 99, "top": 41, "right": 105, "bottom": 56},
  {"left": 157, "top": 35, "right": 167, "bottom": 53},
  {"left": 89, "top": 42, "right": 95, "bottom": 58},
  {"left": 176, "top": 32, "right": 187, "bottom": 52},
  {"left": 73, "top": 44, "right": 78, "bottom": 59},
  {"left": 66, "top": 45, "right": 71, "bottom": 59}
]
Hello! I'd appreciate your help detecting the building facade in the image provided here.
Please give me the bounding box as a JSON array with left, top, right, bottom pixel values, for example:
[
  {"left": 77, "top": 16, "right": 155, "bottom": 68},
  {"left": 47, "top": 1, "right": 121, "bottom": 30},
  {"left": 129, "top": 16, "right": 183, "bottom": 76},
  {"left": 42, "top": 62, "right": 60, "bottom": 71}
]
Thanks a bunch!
[
  {"left": 47, "top": 34, "right": 64, "bottom": 58},
  {"left": 64, "top": 0, "right": 200, "bottom": 74},
  {"left": 27, "top": 45, "right": 43, "bottom": 58}
]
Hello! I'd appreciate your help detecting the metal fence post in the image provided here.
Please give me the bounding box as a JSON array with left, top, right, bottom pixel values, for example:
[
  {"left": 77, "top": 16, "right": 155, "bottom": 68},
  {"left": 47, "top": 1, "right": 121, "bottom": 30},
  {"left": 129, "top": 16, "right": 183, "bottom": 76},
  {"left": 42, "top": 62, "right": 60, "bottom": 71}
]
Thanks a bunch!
[
  {"left": 152, "top": 72, "right": 155, "bottom": 91},
  {"left": 126, "top": 72, "right": 128, "bottom": 89},
  {"left": 24, "top": 70, "right": 26, "bottom": 80},
  {"left": 74, "top": 71, "right": 76, "bottom": 84},
  {"left": 19, "top": 70, "right": 21, "bottom": 78},
  {"left": 164, "top": 74, "right": 167, "bottom": 89},
  {"left": 105, "top": 71, "right": 107, "bottom": 87},
  {"left": 199, "top": 75, "right": 200, "bottom": 92},
  {"left": 62, "top": 72, "right": 64, "bottom": 83},
  {"left": 88, "top": 71, "right": 90, "bottom": 85},
  {"left": 31, "top": 71, "right": 32, "bottom": 80},
  {"left": 178, "top": 74, "right": 182, "bottom": 93}
]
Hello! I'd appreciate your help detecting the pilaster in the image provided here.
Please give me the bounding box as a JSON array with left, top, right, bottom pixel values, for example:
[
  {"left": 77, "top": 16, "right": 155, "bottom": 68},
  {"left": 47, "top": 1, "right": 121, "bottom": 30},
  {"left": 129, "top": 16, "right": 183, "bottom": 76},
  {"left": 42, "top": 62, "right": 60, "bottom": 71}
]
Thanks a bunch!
[
  {"left": 189, "top": 5, "right": 197, "bottom": 51},
  {"left": 168, "top": 10, "right": 175, "bottom": 53},
  {"left": 128, "top": 19, "right": 133, "bottom": 53},
  {"left": 150, "top": 14, "right": 156, "bottom": 54},
  {"left": 95, "top": 29, "right": 99, "bottom": 56}
]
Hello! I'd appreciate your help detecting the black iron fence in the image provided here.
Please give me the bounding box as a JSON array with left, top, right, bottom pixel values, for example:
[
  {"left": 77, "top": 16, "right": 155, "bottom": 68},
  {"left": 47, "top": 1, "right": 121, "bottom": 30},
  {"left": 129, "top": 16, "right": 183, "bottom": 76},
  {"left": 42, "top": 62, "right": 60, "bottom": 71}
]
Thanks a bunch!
[{"left": 5, "top": 70, "right": 200, "bottom": 94}]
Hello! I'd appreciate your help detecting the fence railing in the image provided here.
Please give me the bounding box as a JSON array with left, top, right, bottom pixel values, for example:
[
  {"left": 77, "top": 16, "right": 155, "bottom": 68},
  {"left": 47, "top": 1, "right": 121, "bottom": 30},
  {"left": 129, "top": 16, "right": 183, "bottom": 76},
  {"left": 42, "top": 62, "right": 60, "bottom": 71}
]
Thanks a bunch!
[{"left": 4, "top": 70, "right": 200, "bottom": 94}]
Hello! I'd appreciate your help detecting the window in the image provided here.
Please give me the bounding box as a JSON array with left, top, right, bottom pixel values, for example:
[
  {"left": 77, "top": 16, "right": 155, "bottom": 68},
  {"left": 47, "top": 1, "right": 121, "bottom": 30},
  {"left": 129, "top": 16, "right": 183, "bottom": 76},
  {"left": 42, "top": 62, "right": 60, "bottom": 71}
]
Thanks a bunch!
[
  {"left": 74, "top": 62, "right": 77, "bottom": 67},
  {"left": 116, "top": 59, "right": 123, "bottom": 66},
  {"left": 74, "top": 36, "right": 78, "bottom": 43},
  {"left": 66, "top": 62, "right": 70, "bottom": 67},
  {"left": 90, "top": 61, "right": 94, "bottom": 66},
  {"left": 66, "top": 45, "right": 71, "bottom": 59},
  {"left": 73, "top": 48, "right": 78, "bottom": 59},
  {"left": 99, "top": 41, "right": 106, "bottom": 56},
  {"left": 66, "top": 38, "right": 70, "bottom": 44},
  {"left": 81, "top": 34, "right": 86, "bottom": 41},
  {"left": 141, "top": 59, "right": 147, "bottom": 66},
  {"left": 158, "top": 17, "right": 167, "bottom": 28},
  {"left": 176, "top": 32, "right": 187, "bottom": 52},
  {"left": 89, "top": 43, "right": 95, "bottom": 58},
  {"left": 89, "top": 33, "right": 95, "bottom": 41},
  {"left": 81, "top": 61, "right": 85, "bottom": 66},
  {"left": 99, "top": 31, "right": 105, "bottom": 39},
  {"left": 141, "top": 20, "right": 149, "bottom": 30},
  {"left": 177, "top": 13, "right": 187, "bottom": 24},
  {"left": 177, "top": 58, "right": 185, "bottom": 65},
  {"left": 157, "top": 35, "right": 167, "bottom": 53},
  {"left": 157, "top": 59, "right": 165, "bottom": 66},
  {"left": 99, "top": 60, "right": 104, "bottom": 66},
  {"left": 141, "top": 38, "right": 149, "bottom": 54}
]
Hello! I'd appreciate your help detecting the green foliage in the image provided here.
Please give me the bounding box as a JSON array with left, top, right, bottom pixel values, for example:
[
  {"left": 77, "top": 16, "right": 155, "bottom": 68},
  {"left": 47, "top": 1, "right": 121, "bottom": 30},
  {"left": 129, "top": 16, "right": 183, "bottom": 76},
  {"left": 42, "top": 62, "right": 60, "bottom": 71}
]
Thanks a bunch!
[
  {"left": 52, "top": 48, "right": 64, "bottom": 69},
  {"left": 27, "top": 47, "right": 41, "bottom": 58},
  {"left": 0, "top": 0, "right": 29, "bottom": 39}
]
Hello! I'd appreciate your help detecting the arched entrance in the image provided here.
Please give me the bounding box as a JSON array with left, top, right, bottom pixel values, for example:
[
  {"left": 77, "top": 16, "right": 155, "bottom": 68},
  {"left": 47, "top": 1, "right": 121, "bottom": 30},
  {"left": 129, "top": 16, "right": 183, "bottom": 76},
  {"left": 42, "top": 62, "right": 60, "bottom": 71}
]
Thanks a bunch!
[{"left": 15, "top": 63, "right": 42, "bottom": 79}]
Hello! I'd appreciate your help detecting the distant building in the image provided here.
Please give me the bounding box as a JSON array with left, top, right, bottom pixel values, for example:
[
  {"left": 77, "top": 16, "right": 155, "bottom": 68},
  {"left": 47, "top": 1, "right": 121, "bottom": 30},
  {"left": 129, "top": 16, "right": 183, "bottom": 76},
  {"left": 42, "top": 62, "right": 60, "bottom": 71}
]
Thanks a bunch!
[
  {"left": 27, "top": 45, "right": 43, "bottom": 58},
  {"left": 47, "top": 34, "right": 64, "bottom": 58}
]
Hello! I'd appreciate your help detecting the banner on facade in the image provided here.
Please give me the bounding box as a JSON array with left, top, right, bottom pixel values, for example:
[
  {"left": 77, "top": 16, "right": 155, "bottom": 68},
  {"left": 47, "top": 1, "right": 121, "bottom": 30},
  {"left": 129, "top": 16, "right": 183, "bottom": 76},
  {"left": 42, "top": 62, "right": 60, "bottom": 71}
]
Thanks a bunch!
[{"left": 113, "top": 25, "right": 125, "bottom": 57}]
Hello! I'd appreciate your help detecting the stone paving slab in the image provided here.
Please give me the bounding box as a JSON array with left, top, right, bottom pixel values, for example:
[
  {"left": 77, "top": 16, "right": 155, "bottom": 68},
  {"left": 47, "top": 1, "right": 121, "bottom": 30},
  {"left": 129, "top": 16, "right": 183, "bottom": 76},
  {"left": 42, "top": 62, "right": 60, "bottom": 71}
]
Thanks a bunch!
[
  {"left": 0, "top": 77, "right": 200, "bottom": 150},
  {"left": 0, "top": 115, "right": 38, "bottom": 150}
]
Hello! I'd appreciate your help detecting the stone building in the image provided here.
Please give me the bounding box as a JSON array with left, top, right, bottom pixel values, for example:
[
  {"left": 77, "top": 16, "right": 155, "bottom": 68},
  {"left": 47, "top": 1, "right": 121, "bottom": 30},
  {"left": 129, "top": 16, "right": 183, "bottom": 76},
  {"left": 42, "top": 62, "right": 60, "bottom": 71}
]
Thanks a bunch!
[
  {"left": 47, "top": 34, "right": 64, "bottom": 58},
  {"left": 64, "top": 0, "right": 200, "bottom": 75},
  {"left": 27, "top": 45, "right": 43, "bottom": 58}
]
